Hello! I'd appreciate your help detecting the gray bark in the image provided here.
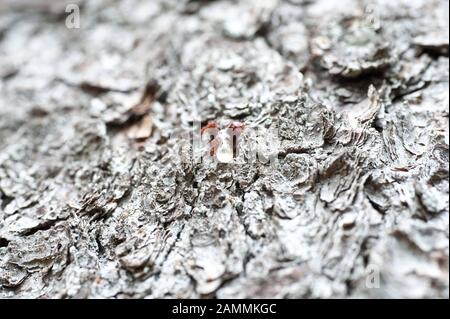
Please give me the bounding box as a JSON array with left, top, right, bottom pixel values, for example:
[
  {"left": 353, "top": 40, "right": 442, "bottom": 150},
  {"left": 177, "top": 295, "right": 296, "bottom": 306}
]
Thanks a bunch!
[{"left": 0, "top": 0, "right": 448, "bottom": 298}]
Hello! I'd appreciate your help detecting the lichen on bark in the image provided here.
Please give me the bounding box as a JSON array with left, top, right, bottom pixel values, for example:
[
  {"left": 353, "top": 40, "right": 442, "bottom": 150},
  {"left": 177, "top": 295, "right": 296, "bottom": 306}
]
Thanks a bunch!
[{"left": 0, "top": 0, "right": 448, "bottom": 298}]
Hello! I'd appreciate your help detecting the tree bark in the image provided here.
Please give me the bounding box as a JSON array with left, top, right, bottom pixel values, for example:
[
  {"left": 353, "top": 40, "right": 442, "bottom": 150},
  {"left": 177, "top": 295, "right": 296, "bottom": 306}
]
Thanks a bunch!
[{"left": 0, "top": 0, "right": 448, "bottom": 298}]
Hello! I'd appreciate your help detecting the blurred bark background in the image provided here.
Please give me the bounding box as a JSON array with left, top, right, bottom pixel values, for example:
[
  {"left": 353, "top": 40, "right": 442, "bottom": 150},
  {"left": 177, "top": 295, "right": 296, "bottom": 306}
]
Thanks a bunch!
[{"left": 0, "top": 0, "right": 448, "bottom": 298}]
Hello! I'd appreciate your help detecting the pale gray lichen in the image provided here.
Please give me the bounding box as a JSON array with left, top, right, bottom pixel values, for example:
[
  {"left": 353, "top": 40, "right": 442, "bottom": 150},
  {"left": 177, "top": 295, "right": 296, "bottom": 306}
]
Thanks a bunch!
[{"left": 0, "top": 0, "right": 448, "bottom": 299}]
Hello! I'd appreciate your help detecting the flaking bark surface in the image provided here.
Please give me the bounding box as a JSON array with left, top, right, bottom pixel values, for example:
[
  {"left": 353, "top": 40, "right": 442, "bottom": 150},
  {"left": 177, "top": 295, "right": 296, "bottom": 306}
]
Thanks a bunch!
[{"left": 0, "top": 0, "right": 448, "bottom": 298}]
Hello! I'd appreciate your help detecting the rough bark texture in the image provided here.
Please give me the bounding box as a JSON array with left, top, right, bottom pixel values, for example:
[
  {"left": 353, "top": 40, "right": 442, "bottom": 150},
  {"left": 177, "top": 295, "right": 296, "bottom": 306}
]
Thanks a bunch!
[{"left": 0, "top": 0, "right": 448, "bottom": 298}]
